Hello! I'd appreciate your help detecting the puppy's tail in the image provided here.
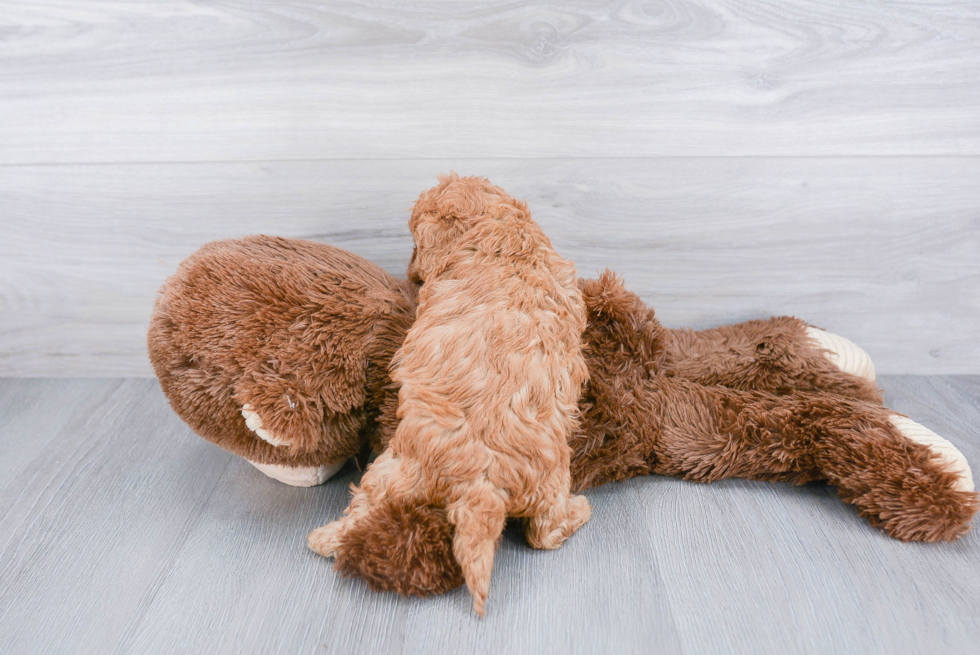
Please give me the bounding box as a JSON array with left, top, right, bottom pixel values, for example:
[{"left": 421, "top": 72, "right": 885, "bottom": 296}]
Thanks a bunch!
[{"left": 446, "top": 485, "right": 507, "bottom": 618}]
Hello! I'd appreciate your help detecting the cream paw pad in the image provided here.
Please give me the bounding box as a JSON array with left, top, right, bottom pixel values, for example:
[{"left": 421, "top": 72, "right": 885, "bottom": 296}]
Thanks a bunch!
[
  {"left": 241, "top": 403, "right": 347, "bottom": 486},
  {"left": 805, "top": 327, "right": 876, "bottom": 381},
  {"left": 241, "top": 403, "right": 290, "bottom": 447},
  {"left": 889, "top": 415, "right": 975, "bottom": 492},
  {"left": 246, "top": 460, "right": 346, "bottom": 487}
]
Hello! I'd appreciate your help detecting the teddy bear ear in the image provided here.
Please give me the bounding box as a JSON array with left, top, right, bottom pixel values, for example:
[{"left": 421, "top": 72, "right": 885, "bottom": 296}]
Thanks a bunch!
[{"left": 581, "top": 270, "right": 636, "bottom": 322}]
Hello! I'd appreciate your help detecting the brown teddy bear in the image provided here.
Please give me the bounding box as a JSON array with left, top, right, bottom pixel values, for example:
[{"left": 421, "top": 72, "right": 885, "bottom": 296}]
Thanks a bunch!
[{"left": 148, "top": 190, "right": 977, "bottom": 598}]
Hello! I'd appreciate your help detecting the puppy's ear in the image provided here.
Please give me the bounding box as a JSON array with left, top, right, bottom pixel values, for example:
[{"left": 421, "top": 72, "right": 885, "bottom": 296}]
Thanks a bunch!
[
  {"left": 408, "top": 212, "right": 469, "bottom": 282},
  {"left": 409, "top": 177, "right": 457, "bottom": 282},
  {"left": 408, "top": 173, "right": 502, "bottom": 280},
  {"left": 486, "top": 200, "right": 536, "bottom": 257}
]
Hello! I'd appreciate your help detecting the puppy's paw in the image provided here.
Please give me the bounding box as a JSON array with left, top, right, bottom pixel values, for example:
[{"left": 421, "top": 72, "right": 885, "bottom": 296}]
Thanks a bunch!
[
  {"left": 308, "top": 521, "right": 345, "bottom": 559},
  {"left": 805, "top": 327, "right": 876, "bottom": 381},
  {"left": 527, "top": 495, "right": 592, "bottom": 550},
  {"left": 246, "top": 459, "right": 346, "bottom": 487},
  {"left": 241, "top": 403, "right": 291, "bottom": 447},
  {"left": 890, "top": 415, "right": 975, "bottom": 492},
  {"left": 569, "top": 494, "right": 592, "bottom": 528}
]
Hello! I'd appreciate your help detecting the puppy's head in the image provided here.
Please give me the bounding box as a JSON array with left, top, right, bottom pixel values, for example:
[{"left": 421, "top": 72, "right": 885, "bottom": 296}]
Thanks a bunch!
[{"left": 408, "top": 172, "right": 531, "bottom": 283}]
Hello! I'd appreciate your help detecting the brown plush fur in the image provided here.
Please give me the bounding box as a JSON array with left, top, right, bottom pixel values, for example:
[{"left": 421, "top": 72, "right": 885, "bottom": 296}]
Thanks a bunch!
[
  {"left": 148, "top": 236, "right": 417, "bottom": 468},
  {"left": 148, "top": 221, "right": 978, "bottom": 599},
  {"left": 668, "top": 317, "right": 882, "bottom": 404},
  {"left": 331, "top": 499, "right": 465, "bottom": 597},
  {"left": 307, "top": 175, "right": 591, "bottom": 616}
]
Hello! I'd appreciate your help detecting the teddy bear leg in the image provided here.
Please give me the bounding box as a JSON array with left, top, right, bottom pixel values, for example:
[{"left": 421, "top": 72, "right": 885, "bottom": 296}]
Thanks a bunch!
[
  {"left": 651, "top": 380, "right": 823, "bottom": 484},
  {"left": 651, "top": 381, "right": 978, "bottom": 541},
  {"left": 887, "top": 415, "right": 974, "bottom": 492},
  {"left": 526, "top": 493, "right": 592, "bottom": 550},
  {"left": 817, "top": 410, "right": 978, "bottom": 541}
]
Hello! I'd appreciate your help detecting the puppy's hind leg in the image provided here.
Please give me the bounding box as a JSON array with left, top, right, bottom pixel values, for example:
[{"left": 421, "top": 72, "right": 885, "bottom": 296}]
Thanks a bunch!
[
  {"left": 526, "top": 493, "right": 591, "bottom": 550},
  {"left": 307, "top": 483, "right": 374, "bottom": 559},
  {"left": 447, "top": 486, "right": 507, "bottom": 618},
  {"left": 308, "top": 451, "right": 401, "bottom": 558}
]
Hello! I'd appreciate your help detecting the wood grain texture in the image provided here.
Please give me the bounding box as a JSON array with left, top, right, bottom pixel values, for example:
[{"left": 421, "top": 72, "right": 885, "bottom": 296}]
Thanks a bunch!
[
  {"left": 1, "top": 1, "right": 979, "bottom": 163},
  {"left": 0, "top": 376, "right": 977, "bottom": 654},
  {"left": 2, "top": 158, "right": 978, "bottom": 375},
  {"left": 0, "top": 379, "right": 233, "bottom": 654},
  {"left": 1, "top": 1, "right": 978, "bottom": 374},
  {"left": 0, "top": 378, "right": 121, "bottom": 491}
]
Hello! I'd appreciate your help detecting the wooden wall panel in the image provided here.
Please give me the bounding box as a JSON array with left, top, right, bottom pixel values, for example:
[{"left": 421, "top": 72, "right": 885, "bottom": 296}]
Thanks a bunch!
[
  {"left": 1, "top": 1, "right": 979, "bottom": 163},
  {"left": 2, "top": 158, "right": 977, "bottom": 375},
  {"left": 1, "top": 1, "right": 978, "bottom": 374}
]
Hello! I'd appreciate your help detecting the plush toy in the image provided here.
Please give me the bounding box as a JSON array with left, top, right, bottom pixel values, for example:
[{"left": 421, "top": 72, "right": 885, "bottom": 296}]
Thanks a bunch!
[{"left": 149, "top": 231, "right": 977, "bottom": 598}]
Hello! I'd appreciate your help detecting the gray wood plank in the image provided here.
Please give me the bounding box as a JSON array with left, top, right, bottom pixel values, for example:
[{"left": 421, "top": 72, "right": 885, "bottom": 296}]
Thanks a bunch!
[
  {"left": 0, "top": 379, "right": 121, "bottom": 493},
  {"left": 116, "top": 457, "right": 413, "bottom": 655},
  {"left": 0, "top": 379, "right": 232, "bottom": 655},
  {"left": 1, "top": 377, "right": 978, "bottom": 654},
  {"left": 2, "top": 158, "right": 978, "bottom": 376},
  {"left": 1, "top": 1, "right": 979, "bottom": 163}
]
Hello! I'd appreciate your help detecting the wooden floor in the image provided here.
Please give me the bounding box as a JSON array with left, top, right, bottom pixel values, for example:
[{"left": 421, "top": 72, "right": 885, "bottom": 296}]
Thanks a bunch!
[{"left": 1, "top": 375, "right": 978, "bottom": 654}]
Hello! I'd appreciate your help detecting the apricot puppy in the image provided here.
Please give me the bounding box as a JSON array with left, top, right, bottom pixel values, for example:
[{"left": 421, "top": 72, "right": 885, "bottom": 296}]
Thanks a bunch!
[{"left": 308, "top": 174, "right": 591, "bottom": 616}]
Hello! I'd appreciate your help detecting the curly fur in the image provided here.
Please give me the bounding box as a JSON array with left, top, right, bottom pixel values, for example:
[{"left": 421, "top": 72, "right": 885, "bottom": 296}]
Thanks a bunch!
[{"left": 307, "top": 175, "right": 591, "bottom": 616}]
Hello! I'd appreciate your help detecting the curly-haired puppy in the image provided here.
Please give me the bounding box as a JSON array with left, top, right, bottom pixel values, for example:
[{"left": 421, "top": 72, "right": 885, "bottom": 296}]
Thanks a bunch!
[{"left": 308, "top": 174, "right": 591, "bottom": 616}]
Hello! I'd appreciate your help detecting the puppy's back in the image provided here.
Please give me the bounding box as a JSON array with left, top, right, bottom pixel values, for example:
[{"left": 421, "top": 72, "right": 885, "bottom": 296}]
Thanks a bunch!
[{"left": 393, "top": 214, "right": 587, "bottom": 508}]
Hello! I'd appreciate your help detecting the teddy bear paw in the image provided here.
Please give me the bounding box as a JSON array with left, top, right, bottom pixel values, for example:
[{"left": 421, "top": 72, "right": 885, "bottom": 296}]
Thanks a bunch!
[
  {"left": 241, "top": 404, "right": 291, "bottom": 447},
  {"left": 246, "top": 460, "right": 346, "bottom": 487},
  {"left": 890, "top": 415, "right": 975, "bottom": 492},
  {"left": 805, "top": 327, "right": 876, "bottom": 381}
]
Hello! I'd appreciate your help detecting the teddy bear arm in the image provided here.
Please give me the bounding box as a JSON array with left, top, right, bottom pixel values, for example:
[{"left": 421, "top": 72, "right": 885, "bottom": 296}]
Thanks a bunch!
[
  {"left": 148, "top": 310, "right": 360, "bottom": 484},
  {"left": 666, "top": 317, "right": 881, "bottom": 404},
  {"left": 234, "top": 356, "right": 369, "bottom": 460}
]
